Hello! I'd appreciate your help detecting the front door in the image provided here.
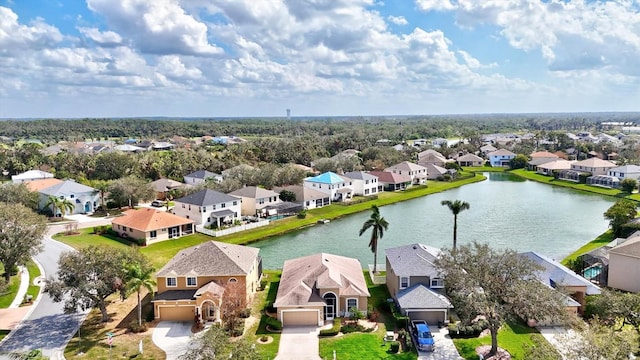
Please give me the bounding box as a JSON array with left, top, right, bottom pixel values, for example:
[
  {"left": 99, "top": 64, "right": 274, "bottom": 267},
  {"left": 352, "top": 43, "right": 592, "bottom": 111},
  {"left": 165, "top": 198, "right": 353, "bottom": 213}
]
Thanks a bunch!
[
  {"left": 323, "top": 293, "right": 336, "bottom": 320},
  {"left": 168, "top": 227, "right": 179, "bottom": 239}
]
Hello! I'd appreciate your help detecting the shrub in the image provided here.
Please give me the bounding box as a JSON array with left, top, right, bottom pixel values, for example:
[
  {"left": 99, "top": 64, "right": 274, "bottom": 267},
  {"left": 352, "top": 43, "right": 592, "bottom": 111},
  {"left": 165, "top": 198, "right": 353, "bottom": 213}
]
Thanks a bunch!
[
  {"left": 145, "top": 307, "right": 155, "bottom": 322},
  {"left": 128, "top": 320, "right": 148, "bottom": 333},
  {"left": 389, "top": 341, "right": 400, "bottom": 353},
  {"left": 448, "top": 319, "right": 489, "bottom": 338},
  {"left": 264, "top": 302, "right": 276, "bottom": 314},
  {"left": 320, "top": 318, "right": 341, "bottom": 336},
  {"left": 229, "top": 320, "right": 245, "bottom": 337},
  {"left": 265, "top": 317, "right": 282, "bottom": 331},
  {"left": 341, "top": 324, "right": 358, "bottom": 334},
  {"left": 297, "top": 209, "right": 307, "bottom": 219},
  {"left": 240, "top": 308, "right": 251, "bottom": 318},
  {"left": 349, "top": 307, "right": 364, "bottom": 321}
]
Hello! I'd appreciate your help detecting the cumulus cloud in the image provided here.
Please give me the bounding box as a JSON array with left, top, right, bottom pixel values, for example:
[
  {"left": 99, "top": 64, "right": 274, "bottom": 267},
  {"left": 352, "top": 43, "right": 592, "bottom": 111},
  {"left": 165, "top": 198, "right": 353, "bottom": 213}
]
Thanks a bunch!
[
  {"left": 388, "top": 15, "right": 408, "bottom": 25},
  {"left": 78, "top": 27, "right": 122, "bottom": 46},
  {"left": 0, "top": 6, "right": 63, "bottom": 54},
  {"left": 415, "top": 0, "right": 457, "bottom": 12}
]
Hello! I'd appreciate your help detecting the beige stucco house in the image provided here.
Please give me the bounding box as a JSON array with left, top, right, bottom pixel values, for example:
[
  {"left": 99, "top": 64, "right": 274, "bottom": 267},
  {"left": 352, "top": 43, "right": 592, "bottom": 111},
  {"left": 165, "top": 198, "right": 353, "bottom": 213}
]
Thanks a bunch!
[
  {"left": 274, "top": 253, "right": 370, "bottom": 327},
  {"left": 153, "top": 241, "right": 262, "bottom": 323},
  {"left": 608, "top": 235, "right": 640, "bottom": 293},
  {"left": 570, "top": 158, "right": 617, "bottom": 176},
  {"left": 228, "top": 186, "right": 281, "bottom": 216},
  {"left": 111, "top": 208, "right": 194, "bottom": 245}
]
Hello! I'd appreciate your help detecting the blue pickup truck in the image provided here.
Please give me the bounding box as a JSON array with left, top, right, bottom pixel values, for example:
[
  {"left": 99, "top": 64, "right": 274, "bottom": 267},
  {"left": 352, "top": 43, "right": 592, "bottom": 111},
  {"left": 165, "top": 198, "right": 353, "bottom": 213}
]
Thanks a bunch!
[{"left": 410, "top": 320, "right": 435, "bottom": 352}]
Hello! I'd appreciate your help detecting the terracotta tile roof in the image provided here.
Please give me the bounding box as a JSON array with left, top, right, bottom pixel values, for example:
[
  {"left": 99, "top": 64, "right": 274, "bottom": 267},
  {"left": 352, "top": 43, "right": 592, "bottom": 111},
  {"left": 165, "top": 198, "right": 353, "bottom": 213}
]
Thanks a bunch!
[
  {"left": 157, "top": 240, "right": 259, "bottom": 277},
  {"left": 24, "top": 178, "right": 64, "bottom": 192},
  {"left": 112, "top": 208, "right": 194, "bottom": 232},
  {"left": 274, "top": 253, "right": 370, "bottom": 307}
]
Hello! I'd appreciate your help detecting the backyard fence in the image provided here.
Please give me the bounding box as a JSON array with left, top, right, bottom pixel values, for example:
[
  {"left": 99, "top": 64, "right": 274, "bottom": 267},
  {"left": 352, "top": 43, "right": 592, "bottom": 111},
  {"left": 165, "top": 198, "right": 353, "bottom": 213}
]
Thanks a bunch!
[
  {"left": 367, "top": 264, "right": 386, "bottom": 284},
  {"left": 196, "top": 220, "right": 269, "bottom": 237}
]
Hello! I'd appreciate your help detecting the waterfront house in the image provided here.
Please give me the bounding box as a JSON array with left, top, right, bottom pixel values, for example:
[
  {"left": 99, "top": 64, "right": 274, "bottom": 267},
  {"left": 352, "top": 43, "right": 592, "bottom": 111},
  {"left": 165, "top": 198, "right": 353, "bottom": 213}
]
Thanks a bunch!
[
  {"left": 173, "top": 189, "right": 241, "bottom": 227},
  {"left": 274, "top": 253, "right": 369, "bottom": 327},
  {"left": 274, "top": 185, "right": 330, "bottom": 210},
  {"left": 385, "top": 243, "right": 452, "bottom": 324},
  {"left": 153, "top": 241, "right": 262, "bottom": 322},
  {"left": 488, "top": 149, "right": 516, "bottom": 167},
  {"left": 456, "top": 153, "right": 484, "bottom": 167},
  {"left": 303, "top": 172, "right": 353, "bottom": 202},
  {"left": 536, "top": 160, "right": 574, "bottom": 176},
  {"left": 342, "top": 171, "right": 379, "bottom": 196},
  {"left": 229, "top": 186, "right": 281, "bottom": 216},
  {"left": 570, "top": 158, "right": 617, "bottom": 176},
  {"left": 384, "top": 161, "right": 428, "bottom": 185},
  {"left": 608, "top": 234, "right": 640, "bottom": 293},
  {"left": 368, "top": 171, "right": 412, "bottom": 191},
  {"left": 608, "top": 165, "right": 640, "bottom": 181},
  {"left": 111, "top": 208, "right": 194, "bottom": 245}
]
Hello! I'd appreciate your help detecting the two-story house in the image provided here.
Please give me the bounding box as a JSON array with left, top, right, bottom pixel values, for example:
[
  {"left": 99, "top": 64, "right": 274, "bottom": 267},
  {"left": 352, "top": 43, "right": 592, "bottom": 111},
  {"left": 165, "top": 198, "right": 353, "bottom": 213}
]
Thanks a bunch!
[
  {"left": 153, "top": 241, "right": 262, "bottom": 322},
  {"left": 229, "top": 186, "right": 281, "bottom": 216},
  {"left": 608, "top": 165, "right": 640, "bottom": 181},
  {"left": 384, "top": 161, "right": 428, "bottom": 185},
  {"left": 385, "top": 243, "right": 452, "bottom": 324},
  {"left": 303, "top": 172, "right": 353, "bottom": 202},
  {"left": 274, "top": 185, "right": 331, "bottom": 210},
  {"left": 488, "top": 149, "right": 517, "bottom": 167},
  {"left": 570, "top": 158, "right": 617, "bottom": 176},
  {"left": 342, "top": 171, "right": 379, "bottom": 196},
  {"left": 173, "top": 189, "right": 241, "bottom": 228}
]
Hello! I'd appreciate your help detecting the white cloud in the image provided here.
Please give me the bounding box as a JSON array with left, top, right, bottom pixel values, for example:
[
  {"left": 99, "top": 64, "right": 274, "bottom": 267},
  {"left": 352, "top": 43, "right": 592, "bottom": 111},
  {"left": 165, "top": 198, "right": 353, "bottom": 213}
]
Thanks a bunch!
[
  {"left": 388, "top": 15, "right": 408, "bottom": 25},
  {"left": 0, "top": 6, "right": 63, "bottom": 54},
  {"left": 78, "top": 27, "right": 122, "bottom": 46},
  {"left": 415, "top": 0, "right": 457, "bottom": 12}
]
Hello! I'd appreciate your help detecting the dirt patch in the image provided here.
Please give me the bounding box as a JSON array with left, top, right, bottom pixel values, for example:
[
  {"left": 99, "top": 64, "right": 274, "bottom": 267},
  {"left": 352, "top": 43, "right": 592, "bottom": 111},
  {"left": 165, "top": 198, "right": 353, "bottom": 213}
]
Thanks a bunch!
[
  {"left": 257, "top": 335, "right": 273, "bottom": 344},
  {"left": 476, "top": 345, "right": 511, "bottom": 360}
]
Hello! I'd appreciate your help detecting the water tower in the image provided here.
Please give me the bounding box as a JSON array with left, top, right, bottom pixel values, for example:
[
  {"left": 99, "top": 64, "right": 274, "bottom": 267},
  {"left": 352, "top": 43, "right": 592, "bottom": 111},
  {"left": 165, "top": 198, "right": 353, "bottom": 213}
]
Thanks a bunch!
[{"left": 286, "top": 109, "right": 291, "bottom": 119}]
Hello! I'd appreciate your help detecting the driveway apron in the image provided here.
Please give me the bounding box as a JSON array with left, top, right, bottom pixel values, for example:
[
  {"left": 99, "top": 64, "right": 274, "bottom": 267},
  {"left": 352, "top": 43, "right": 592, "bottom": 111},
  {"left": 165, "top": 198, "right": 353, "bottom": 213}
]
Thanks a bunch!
[
  {"left": 275, "top": 326, "right": 321, "bottom": 360},
  {"left": 417, "top": 326, "right": 463, "bottom": 360},
  {"left": 152, "top": 321, "right": 193, "bottom": 360}
]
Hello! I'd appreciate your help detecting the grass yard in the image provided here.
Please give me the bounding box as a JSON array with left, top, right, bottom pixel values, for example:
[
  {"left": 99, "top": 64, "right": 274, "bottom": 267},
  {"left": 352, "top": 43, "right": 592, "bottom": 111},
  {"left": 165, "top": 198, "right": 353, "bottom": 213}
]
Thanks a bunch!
[
  {"left": 0, "top": 265, "right": 20, "bottom": 309},
  {"left": 52, "top": 227, "right": 132, "bottom": 250},
  {"left": 453, "top": 321, "right": 560, "bottom": 360},
  {"left": 246, "top": 270, "right": 282, "bottom": 359},
  {"left": 461, "top": 166, "right": 506, "bottom": 173},
  {"left": 25, "top": 260, "right": 41, "bottom": 305},
  {"left": 561, "top": 230, "right": 614, "bottom": 265}
]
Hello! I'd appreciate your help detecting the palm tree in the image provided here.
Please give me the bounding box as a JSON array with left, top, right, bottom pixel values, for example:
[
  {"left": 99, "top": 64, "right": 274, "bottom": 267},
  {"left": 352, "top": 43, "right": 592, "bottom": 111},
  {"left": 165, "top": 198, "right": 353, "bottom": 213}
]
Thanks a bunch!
[
  {"left": 123, "top": 263, "right": 156, "bottom": 326},
  {"left": 440, "top": 200, "right": 470, "bottom": 252},
  {"left": 359, "top": 205, "right": 389, "bottom": 273},
  {"left": 45, "top": 196, "right": 74, "bottom": 218}
]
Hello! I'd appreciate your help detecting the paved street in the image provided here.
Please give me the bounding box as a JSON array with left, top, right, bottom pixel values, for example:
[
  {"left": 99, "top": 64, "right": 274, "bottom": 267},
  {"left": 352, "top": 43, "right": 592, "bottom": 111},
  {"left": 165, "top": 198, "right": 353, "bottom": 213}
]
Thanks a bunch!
[{"left": 0, "top": 218, "right": 111, "bottom": 359}]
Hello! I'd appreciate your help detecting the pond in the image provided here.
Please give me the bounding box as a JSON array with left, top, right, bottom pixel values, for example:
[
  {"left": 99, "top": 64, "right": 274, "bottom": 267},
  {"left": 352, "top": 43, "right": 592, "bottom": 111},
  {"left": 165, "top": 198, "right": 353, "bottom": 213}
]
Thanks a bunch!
[{"left": 252, "top": 173, "right": 616, "bottom": 269}]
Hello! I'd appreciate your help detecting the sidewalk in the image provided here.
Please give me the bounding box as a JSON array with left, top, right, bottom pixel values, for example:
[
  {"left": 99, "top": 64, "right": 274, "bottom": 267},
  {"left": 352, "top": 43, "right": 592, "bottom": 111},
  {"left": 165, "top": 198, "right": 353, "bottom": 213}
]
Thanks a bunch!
[
  {"left": 9, "top": 266, "right": 29, "bottom": 309},
  {"left": 0, "top": 266, "right": 32, "bottom": 331}
]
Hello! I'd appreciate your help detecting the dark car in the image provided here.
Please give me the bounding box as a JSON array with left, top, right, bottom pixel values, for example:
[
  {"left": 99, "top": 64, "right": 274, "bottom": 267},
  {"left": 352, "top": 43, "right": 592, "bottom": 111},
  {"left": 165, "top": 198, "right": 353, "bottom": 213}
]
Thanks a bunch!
[{"left": 151, "top": 200, "right": 164, "bottom": 207}]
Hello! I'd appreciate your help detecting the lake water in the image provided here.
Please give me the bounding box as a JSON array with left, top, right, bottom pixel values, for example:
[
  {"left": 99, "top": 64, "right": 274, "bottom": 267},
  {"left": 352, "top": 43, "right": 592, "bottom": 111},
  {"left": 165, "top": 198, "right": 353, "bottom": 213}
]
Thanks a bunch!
[{"left": 252, "top": 173, "right": 616, "bottom": 269}]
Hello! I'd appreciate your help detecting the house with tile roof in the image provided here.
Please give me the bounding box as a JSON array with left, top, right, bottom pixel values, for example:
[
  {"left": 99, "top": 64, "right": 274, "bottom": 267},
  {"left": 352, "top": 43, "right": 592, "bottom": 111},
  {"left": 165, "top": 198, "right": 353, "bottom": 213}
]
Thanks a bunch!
[
  {"left": 229, "top": 186, "right": 281, "bottom": 216},
  {"left": 342, "top": 171, "right": 379, "bottom": 196},
  {"left": 488, "top": 149, "right": 517, "bottom": 167},
  {"left": 385, "top": 243, "right": 452, "bottom": 324},
  {"left": 153, "top": 241, "right": 262, "bottom": 322},
  {"left": 24, "top": 178, "right": 64, "bottom": 192},
  {"left": 273, "top": 185, "right": 331, "bottom": 210},
  {"left": 368, "top": 171, "right": 412, "bottom": 191},
  {"left": 384, "top": 161, "right": 428, "bottom": 185},
  {"left": 111, "top": 208, "right": 194, "bottom": 245},
  {"left": 183, "top": 170, "right": 223, "bottom": 185},
  {"left": 173, "top": 189, "right": 241, "bottom": 227},
  {"left": 11, "top": 170, "right": 54, "bottom": 184},
  {"left": 38, "top": 180, "right": 100, "bottom": 215},
  {"left": 274, "top": 253, "right": 370, "bottom": 327},
  {"left": 303, "top": 172, "right": 354, "bottom": 202},
  {"left": 520, "top": 251, "right": 601, "bottom": 314},
  {"left": 479, "top": 144, "right": 497, "bottom": 156}
]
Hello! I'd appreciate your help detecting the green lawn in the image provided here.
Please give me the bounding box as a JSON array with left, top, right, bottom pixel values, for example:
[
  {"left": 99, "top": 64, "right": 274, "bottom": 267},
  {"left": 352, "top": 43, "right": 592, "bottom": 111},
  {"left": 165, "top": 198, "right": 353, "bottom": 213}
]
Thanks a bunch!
[
  {"left": 0, "top": 265, "right": 20, "bottom": 309},
  {"left": 249, "top": 270, "right": 281, "bottom": 359},
  {"left": 461, "top": 166, "right": 506, "bottom": 173},
  {"left": 25, "top": 260, "right": 41, "bottom": 304},
  {"left": 52, "top": 227, "right": 131, "bottom": 250},
  {"left": 561, "top": 230, "right": 615, "bottom": 266},
  {"left": 453, "top": 321, "right": 560, "bottom": 360}
]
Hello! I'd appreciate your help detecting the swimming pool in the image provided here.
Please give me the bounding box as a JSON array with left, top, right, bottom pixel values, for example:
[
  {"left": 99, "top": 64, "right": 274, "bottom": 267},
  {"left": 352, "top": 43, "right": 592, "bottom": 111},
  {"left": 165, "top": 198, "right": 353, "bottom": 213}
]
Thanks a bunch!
[{"left": 582, "top": 264, "right": 603, "bottom": 279}]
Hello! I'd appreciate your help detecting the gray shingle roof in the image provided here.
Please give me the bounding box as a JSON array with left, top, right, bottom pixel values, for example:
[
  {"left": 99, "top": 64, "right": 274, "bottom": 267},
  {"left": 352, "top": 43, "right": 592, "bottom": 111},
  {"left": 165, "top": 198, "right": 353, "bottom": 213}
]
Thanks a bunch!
[
  {"left": 343, "top": 171, "right": 378, "bottom": 181},
  {"left": 156, "top": 240, "right": 259, "bottom": 277},
  {"left": 185, "top": 170, "right": 220, "bottom": 179},
  {"left": 519, "top": 251, "right": 601, "bottom": 295},
  {"left": 385, "top": 243, "right": 441, "bottom": 278},
  {"left": 229, "top": 186, "right": 279, "bottom": 199},
  {"left": 39, "top": 180, "right": 96, "bottom": 196},
  {"left": 154, "top": 289, "right": 197, "bottom": 301},
  {"left": 174, "top": 189, "right": 239, "bottom": 206},
  {"left": 396, "top": 284, "right": 452, "bottom": 310}
]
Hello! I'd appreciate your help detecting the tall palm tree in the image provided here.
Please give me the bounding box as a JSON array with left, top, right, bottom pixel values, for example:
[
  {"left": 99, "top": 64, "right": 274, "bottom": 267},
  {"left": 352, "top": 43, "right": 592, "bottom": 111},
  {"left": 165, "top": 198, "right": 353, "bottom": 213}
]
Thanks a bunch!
[
  {"left": 58, "top": 198, "right": 75, "bottom": 218},
  {"left": 441, "top": 200, "right": 470, "bottom": 252},
  {"left": 359, "top": 205, "right": 389, "bottom": 273},
  {"left": 123, "top": 263, "right": 156, "bottom": 326},
  {"left": 45, "top": 195, "right": 74, "bottom": 218}
]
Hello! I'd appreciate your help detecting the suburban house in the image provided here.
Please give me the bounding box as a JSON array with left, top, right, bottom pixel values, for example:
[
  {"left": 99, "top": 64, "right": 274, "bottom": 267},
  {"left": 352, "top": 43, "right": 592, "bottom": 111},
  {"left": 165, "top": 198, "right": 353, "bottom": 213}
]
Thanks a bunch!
[
  {"left": 173, "top": 189, "right": 241, "bottom": 227},
  {"left": 228, "top": 186, "right": 281, "bottom": 216},
  {"left": 111, "top": 208, "right": 194, "bottom": 245},
  {"left": 425, "top": 163, "right": 451, "bottom": 180},
  {"left": 274, "top": 185, "right": 331, "bottom": 210},
  {"left": 417, "top": 149, "right": 447, "bottom": 167},
  {"left": 114, "top": 144, "right": 146, "bottom": 153},
  {"left": 153, "top": 241, "right": 262, "bottom": 322},
  {"left": 303, "top": 172, "right": 354, "bottom": 202},
  {"left": 368, "top": 171, "right": 412, "bottom": 191},
  {"left": 12, "top": 170, "right": 54, "bottom": 184},
  {"left": 456, "top": 153, "right": 484, "bottom": 167},
  {"left": 274, "top": 253, "right": 370, "bottom": 327},
  {"left": 150, "top": 178, "right": 188, "bottom": 200},
  {"left": 479, "top": 144, "right": 497, "bottom": 156},
  {"left": 343, "top": 171, "right": 379, "bottom": 196},
  {"left": 24, "top": 178, "right": 63, "bottom": 192},
  {"left": 607, "top": 234, "right": 640, "bottom": 292},
  {"left": 528, "top": 151, "right": 560, "bottom": 171},
  {"left": 608, "top": 165, "right": 640, "bottom": 180},
  {"left": 183, "top": 170, "right": 223, "bottom": 185},
  {"left": 520, "top": 252, "right": 601, "bottom": 315},
  {"left": 384, "top": 161, "right": 428, "bottom": 185},
  {"left": 385, "top": 243, "right": 452, "bottom": 324},
  {"left": 569, "top": 158, "right": 617, "bottom": 176},
  {"left": 38, "top": 180, "right": 100, "bottom": 215},
  {"left": 488, "top": 149, "right": 517, "bottom": 167},
  {"left": 536, "top": 160, "right": 574, "bottom": 176}
]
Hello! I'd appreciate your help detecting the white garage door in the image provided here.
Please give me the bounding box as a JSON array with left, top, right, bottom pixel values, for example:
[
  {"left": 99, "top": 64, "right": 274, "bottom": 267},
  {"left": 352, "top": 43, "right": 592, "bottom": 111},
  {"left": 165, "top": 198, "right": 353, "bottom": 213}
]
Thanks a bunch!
[{"left": 282, "top": 310, "right": 318, "bottom": 326}]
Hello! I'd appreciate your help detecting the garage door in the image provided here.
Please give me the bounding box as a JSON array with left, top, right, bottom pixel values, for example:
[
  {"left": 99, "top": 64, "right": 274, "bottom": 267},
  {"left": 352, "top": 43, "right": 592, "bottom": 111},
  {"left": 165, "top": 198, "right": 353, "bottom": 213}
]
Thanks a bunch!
[
  {"left": 158, "top": 306, "right": 194, "bottom": 321},
  {"left": 282, "top": 310, "right": 318, "bottom": 326},
  {"left": 408, "top": 310, "right": 445, "bottom": 325}
]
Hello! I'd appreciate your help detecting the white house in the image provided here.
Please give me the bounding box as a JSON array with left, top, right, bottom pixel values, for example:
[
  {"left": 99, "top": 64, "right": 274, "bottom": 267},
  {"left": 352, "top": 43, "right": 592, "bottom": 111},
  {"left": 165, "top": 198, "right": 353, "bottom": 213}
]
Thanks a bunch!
[
  {"left": 274, "top": 185, "right": 330, "bottom": 210},
  {"left": 488, "top": 149, "right": 516, "bottom": 167},
  {"left": 183, "top": 170, "right": 223, "bottom": 186},
  {"left": 173, "top": 189, "right": 241, "bottom": 228},
  {"left": 384, "top": 161, "right": 428, "bottom": 185},
  {"left": 608, "top": 165, "right": 640, "bottom": 180},
  {"left": 343, "top": 171, "right": 379, "bottom": 196},
  {"left": 38, "top": 180, "right": 100, "bottom": 215},
  {"left": 12, "top": 170, "right": 54, "bottom": 184},
  {"left": 303, "top": 172, "right": 354, "bottom": 202}
]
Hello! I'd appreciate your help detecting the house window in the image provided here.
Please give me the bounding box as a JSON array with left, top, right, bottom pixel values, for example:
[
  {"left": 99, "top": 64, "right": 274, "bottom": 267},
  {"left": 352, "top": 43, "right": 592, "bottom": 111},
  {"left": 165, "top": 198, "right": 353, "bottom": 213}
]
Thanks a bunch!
[
  {"left": 186, "top": 277, "right": 197, "bottom": 287},
  {"left": 364, "top": 189, "right": 369, "bottom": 195},
  {"left": 202, "top": 207, "right": 206, "bottom": 212},
  {"left": 346, "top": 298, "right": 358, "bottom": 311},
  {"left": 400, "top": 277, "right": 409, "bottom": 289},
  {"left": 430, "top": 278, "right": 444, "bottom": 289},
  {"left": 221, "top": 203, "right": 226, "bottom": 208},
  {"left": 233, "top": 201, "right": 237, "bottom": 206},
  {"left": 70, "top": 194, "right": 74, "bottom": 199},
  {"left": 258, "top": 198, "right": 265, "bottom": 204},
  {"left": 129, "top": 228, "right": 133, "bottom": 232},
  {"left": 123, "top": 226, "right": 127, "bottom": 231},
  {"left": 166, "top": 277, "right": 177, "bottom": 287},
  {"left": 212, "top": 205, "right": 216, "bottom": 210},
  {"left": 150, "top": 230, "right": 157, "bottom": 238}
]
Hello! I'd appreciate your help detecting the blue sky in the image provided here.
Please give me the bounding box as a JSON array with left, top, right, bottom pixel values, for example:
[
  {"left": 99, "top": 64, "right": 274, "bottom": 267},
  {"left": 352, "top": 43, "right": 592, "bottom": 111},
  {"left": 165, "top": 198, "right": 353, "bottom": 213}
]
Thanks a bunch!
[{"left": 1, "top": 0, "right": 639, "bottom": 118}]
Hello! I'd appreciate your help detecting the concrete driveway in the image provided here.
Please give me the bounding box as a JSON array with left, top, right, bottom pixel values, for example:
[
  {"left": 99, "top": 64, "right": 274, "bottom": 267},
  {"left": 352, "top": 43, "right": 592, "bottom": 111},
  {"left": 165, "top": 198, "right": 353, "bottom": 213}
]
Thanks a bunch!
[
  {"left": 152, "top": 321, "right": 193, "bottom": 360},
  {"left": 417, "top": 326, "right": 463, "bottom": 360},
  {"left": 275, "top": 326, "right": 321, "bottom": 360}
]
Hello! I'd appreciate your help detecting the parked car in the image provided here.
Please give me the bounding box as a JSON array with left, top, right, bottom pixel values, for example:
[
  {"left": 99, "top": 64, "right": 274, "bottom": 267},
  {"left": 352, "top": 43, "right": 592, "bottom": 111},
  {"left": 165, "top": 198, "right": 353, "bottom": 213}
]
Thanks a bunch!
[
  {"left": 151, "top": 200, "right": 163, "bottom": 207},
  {"left": 410, "top": 320, "right": 435, "bottom": 352}
]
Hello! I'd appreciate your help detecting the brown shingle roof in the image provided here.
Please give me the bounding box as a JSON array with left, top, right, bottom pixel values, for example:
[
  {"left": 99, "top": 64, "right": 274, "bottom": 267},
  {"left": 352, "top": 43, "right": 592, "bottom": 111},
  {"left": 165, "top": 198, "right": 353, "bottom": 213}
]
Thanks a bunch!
[
  {"left": 573, "top": 158, "right": 617, "bottom": 168},
  {"left": 274, "top": 253, "right": 369, "bottom": 307},
  {"left": 530, "top": 151, "right": 559, "bottom": 158},
  {"left": 24, "top": 178, "right": 64, "bottom": 192},
  {"left": 112, "top": 208, "right": 194, "bottom": 232},
  {"left": 368, "top": 171, "right": 412, "bottom": 184},
  {"left": 157, "top": 240, "right": 259, "bottom": 277},
  {"left": 609, "top": 235, "right": 640, "bottom": 258}
]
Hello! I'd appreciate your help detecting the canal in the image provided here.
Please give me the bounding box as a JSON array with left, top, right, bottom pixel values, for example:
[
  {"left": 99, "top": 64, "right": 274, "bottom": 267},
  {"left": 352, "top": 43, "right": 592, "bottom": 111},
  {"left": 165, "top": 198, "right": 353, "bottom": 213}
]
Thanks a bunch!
[{"left": 252, "top": 173, "right": 616, "bottom": 269}]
